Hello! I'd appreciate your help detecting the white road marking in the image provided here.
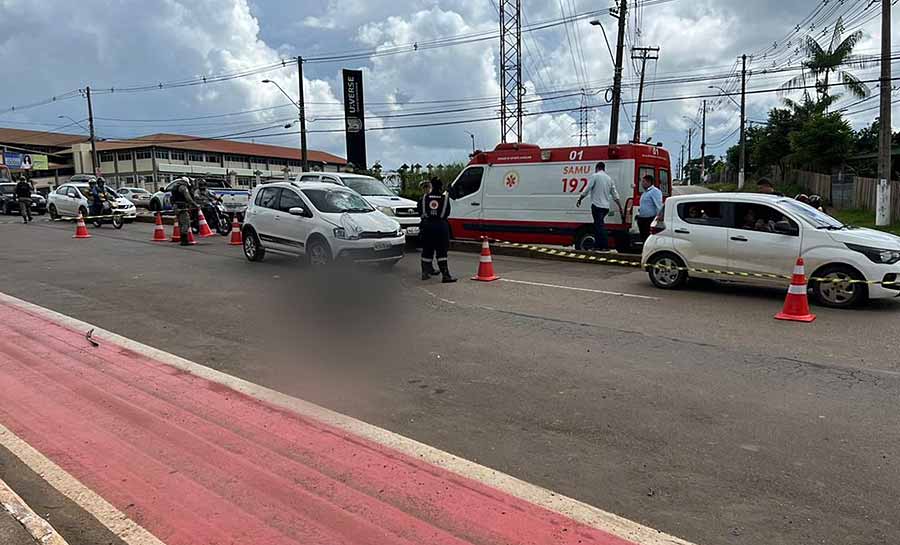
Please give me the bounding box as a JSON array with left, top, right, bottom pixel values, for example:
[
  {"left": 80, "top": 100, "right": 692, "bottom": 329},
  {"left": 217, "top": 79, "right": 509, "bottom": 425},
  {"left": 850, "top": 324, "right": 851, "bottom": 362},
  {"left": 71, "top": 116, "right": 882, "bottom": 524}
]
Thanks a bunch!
[
  {"left": 500, "top": 278, "right": 660, "bottom": 301},
  {"left": 0, "top": 292, "right": 693, "bottom": 545},
  {"left": 0, "top": 476, "right": 70, "bottom": 545}
]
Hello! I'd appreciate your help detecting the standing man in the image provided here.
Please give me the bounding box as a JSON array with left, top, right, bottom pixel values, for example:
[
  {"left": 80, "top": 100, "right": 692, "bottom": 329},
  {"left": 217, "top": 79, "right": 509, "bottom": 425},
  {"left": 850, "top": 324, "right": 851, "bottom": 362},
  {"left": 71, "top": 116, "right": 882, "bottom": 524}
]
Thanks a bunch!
[
  {"left": 420, "top": 177, "right": 457, "bottom": 283},
  {"left": 637, "top": 174, "right": 663, "bottom": 242},
  {"left": 417, "top": 179, "right": 439, "bottom": 277},
  {"left": 14, "top": 176, "right": 33, "bottom": 224},
  {"left": 577, "top": 162, "right": 623, "bottom": 252},
  {"left": 170, "top": 177, "right": 197, "bottom": 246}
]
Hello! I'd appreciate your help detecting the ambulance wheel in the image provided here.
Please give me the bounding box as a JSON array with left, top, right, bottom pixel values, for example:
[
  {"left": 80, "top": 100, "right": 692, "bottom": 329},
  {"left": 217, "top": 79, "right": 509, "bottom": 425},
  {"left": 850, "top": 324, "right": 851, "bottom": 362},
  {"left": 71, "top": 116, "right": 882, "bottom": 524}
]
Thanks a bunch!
[{"left": 574, "top": 227, "right": 596, "bottom": 251}]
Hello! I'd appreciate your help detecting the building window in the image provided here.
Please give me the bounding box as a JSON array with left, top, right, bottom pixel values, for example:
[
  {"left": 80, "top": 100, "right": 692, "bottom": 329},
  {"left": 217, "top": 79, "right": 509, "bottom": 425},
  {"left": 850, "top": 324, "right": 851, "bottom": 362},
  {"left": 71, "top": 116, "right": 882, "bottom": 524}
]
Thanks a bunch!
[
  {"left": 170, "top": 151, "right": 185, "bottom": 161},
  {"left": 188, "top": 153, "right": 204, "bottom": 162},
  {"left": 135, "top": 151, "right": 152, "bottom": 160},
  {"left": 117, "top": 152, "right": 133, "bottom": 161},
  {"left": 270, "top": 159, "right": 286, "bottom": 166},
  {"left": 154, "top": 149, "right": 169, "bottom": 159},
  {"left": 205, "top": 154, "right": 221, "bottom": 164},
  {"left": 99, "top": 152, "right": 115, "bottom": 162}
]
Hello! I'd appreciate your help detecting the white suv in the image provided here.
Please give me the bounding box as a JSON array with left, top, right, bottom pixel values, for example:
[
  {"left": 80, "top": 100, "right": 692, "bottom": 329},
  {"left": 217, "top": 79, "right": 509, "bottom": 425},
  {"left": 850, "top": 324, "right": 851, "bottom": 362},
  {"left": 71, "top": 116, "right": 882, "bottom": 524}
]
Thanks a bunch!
[
  {"left": 642, "top": 193, "right": 900, "bottom": 308},
  {"left": 241, "top": 181, "right": 406, "bottom": 267},
  {"left": 296, "top": 172, "right": 421, "bottom": 238}
]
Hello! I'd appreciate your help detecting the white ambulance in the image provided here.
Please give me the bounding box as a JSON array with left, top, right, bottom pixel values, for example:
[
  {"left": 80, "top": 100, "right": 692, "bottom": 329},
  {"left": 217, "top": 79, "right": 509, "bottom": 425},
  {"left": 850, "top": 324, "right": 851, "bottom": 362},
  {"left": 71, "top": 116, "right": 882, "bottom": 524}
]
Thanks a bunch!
[{"left": 447, "top": 142, "right": 673, "bottom": 250}]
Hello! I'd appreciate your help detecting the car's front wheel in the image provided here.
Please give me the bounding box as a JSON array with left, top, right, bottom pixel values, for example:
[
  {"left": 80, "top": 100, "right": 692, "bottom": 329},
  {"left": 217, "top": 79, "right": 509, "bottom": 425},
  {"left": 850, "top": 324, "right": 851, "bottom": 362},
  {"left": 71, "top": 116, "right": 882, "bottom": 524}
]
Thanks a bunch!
[
  {"left": 242, "top": 228, "right": 266, "bottom": 262},
  {"left": 647, "top": 252, "right": 688, "bottom": 289},
  {"left": 306, "top": 237, "right": 332, "bottom": 266},
  {"left": 811, "top": 264, "right": 868, "bottom": 308},
  {"left": 49, "top": 205, "right": 59, "bottom": 220}
]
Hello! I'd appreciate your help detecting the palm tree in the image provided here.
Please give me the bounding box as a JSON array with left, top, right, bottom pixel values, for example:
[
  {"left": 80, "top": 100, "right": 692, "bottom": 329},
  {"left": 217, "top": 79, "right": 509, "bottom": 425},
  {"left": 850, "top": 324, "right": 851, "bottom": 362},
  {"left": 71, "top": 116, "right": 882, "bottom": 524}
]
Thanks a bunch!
[{"left": 781, "top": 18, "right": 870, "bottom": 104}]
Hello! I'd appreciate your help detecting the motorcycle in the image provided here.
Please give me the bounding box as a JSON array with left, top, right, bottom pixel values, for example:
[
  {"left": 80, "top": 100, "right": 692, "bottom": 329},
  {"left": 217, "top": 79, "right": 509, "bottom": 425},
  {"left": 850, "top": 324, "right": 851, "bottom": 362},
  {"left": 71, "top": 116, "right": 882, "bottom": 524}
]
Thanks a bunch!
[
  {"left": 190, "top": 201, "right": 231, "bottom": 236},
  {"left": 91, "top": 200, "right": 124, "bottom": 229}
]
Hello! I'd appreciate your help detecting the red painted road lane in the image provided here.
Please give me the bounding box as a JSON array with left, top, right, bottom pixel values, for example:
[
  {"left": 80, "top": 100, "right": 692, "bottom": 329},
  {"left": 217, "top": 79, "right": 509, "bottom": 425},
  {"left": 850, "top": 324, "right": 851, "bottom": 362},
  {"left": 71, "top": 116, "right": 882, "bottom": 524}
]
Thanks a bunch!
[{"left": 0, "top": 301, "right": 639, "bottom": 545}]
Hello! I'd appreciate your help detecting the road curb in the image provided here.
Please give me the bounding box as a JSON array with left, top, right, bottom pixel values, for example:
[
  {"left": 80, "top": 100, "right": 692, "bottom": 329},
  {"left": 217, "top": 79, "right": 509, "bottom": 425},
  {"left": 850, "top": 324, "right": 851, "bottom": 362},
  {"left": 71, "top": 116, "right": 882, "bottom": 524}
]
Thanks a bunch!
[
  {"left": 450, "top": 240, "right": 642, "bottom": 266},
  {"left": 0, "top": 477, "right": 70, "bottom": 545}
]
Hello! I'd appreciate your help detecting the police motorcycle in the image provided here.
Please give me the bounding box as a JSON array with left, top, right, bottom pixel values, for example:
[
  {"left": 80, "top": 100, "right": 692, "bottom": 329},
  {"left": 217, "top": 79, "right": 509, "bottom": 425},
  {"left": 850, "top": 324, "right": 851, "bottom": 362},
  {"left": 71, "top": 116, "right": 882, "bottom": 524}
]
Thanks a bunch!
[{"left": 91, "top": 196, "right": 125, "bottom": 229}]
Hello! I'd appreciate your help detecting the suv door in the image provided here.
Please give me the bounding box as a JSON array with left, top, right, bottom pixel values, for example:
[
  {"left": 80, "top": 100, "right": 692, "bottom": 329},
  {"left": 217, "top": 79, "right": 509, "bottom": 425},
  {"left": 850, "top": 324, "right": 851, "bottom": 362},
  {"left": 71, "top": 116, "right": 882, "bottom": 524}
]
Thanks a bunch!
[
  {"left": 252, "top": 187, "right": 287, "bottom": 251},
  {"left": 273, "top": 187, "right": 313, "bottom": 254},
  {"left": 671, "top": 200, "right": 731, "bottom": 271},
  {"left": 728, "top": 201, "right": 801, "bottom": 278},
  {"left": 447, "top": 166, "right": 485, "bottom": 239}
]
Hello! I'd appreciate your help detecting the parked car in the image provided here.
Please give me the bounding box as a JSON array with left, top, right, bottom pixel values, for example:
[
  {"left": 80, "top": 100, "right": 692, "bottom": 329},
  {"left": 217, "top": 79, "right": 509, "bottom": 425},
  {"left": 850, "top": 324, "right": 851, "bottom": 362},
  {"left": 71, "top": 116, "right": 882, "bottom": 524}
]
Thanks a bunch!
[
  {"left": 149, "top": 180, "right": 249, "bottom": 218},
  {"left": 0, "top": 183, "right": 47, "bottom": 215},
  {"left": 242, "top": 181, "right": 405, "bottom": 267},
  {"left": 295, "top": 172, "right": 421, "bottom": 239},
  {"left": 47, "top": 182, "right": 137, "bottom": 222},
  {"left": 641, "top": 193, "right": 900, "bottom": 308},
  {"left": 116, "top": 187, "right": 153, "bottom": 208}
]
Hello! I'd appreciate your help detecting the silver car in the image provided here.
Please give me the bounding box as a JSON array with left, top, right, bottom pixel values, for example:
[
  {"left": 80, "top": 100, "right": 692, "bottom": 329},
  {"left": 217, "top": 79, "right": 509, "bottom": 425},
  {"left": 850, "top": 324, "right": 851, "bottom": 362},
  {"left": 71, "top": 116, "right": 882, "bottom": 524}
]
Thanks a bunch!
[
  {"left": 47, "top": 182, "right": 137, "bottom": 221},
  {"left": 116, "top": 187, "right": 153, "bottom": 208}
]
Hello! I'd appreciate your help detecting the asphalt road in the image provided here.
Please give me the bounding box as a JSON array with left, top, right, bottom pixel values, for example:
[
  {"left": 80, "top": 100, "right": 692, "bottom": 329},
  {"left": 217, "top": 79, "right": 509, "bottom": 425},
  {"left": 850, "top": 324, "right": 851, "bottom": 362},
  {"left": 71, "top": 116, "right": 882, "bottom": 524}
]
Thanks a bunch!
[{"left": 1, "top": 218, "right": 898, "bottom": 545}]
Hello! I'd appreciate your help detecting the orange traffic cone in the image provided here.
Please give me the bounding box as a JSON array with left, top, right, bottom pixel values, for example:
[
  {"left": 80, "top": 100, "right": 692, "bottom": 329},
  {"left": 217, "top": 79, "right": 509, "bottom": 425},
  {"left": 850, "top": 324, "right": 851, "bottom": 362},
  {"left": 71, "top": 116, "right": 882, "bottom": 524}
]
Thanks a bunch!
[
  {"left": 228, "top": 216, "right": 243, "bottom": 246},
  {"left": 151, "top": 212, "right": 167, "bottom": 242},
  {"left": 170, "top": 217, "right": 181, "bottom": 243},
  {"left": 73, "top": 212, "right": 91, "bottom": 239},
  {"left": 185, "top": 229, "right": 197, "bottom": 246},
  {"left": 472, "top": 238, "right": 500, "bottom": 282},
  {"left": 197, "top": 210, "right": 215, "bottom": 238},
  {"left": 775, "top": 257, "right": 816, "bottom": 323}
]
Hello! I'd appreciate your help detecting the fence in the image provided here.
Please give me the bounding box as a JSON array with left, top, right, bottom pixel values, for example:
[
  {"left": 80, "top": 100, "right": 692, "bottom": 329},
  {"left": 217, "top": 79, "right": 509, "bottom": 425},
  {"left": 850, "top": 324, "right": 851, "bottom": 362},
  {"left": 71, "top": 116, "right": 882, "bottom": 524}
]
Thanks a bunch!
[{"left": 792, "top": 170, "right": 900, "bottom": 219}]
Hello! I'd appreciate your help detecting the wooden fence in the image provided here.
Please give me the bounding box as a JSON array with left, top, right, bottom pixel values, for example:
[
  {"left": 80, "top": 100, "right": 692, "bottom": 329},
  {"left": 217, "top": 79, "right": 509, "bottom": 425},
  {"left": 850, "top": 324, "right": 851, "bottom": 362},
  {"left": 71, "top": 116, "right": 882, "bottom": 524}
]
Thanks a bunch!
[{"left": 792, "top": 170, "right": 900, "bottom": 219}]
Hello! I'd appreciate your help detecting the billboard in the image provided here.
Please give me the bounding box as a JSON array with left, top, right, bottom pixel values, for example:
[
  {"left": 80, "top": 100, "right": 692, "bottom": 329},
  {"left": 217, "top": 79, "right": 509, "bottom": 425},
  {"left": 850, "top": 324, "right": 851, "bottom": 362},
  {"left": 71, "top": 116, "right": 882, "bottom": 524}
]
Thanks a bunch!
[
  {"left": 31, "top": 154, "right": 49, "bottom": 170},
  {"left": 1, "top": 152, "right": 48, "bottom": 170},
  {"left": 3, "top": 152, "right": 22, "bottom": 169},
  {"left": 342, "top": 69, "right": 367, "bottom": 170}
]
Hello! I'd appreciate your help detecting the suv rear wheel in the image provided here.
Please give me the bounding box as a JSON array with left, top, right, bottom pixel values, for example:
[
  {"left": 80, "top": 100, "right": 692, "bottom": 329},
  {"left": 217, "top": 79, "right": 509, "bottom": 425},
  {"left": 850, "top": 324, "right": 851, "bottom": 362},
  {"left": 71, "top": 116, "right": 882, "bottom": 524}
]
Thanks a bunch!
[
  {"left": 242, "top": 227, "right": 266, "bottom": 262},
  {"left": 647, "top": 252, "right": 688, "bottom": 289}
]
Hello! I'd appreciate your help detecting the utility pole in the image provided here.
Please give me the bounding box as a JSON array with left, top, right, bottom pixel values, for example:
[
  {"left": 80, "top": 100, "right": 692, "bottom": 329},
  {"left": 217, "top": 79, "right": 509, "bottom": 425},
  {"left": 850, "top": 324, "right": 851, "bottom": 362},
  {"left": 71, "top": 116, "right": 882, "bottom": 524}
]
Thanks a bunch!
[
  {"left": 700, "top": 100, "right": 707, "bottom": 182},
  {"left": 738, "top": 54, "right": 747, "bottom": 189},
  {"left": 297, "top": 57, "right": 309, "bottom": 172},
  {"left": 631, "top": 46, "right": 660, "bottom": 143},
  {"left": 687, "top": 128, "right": 694, "bottom": 186},
  {"left": 609, "top": 0, "right": 627, "bottom": 146},
  {"left": 679, "top": 143, "right": 685, "bottom": 182},
  {"left": 85, "top": 86, "right": 98, "bottom": 176},
  {"left": 876, "top": 0, "right": 892, "bottom": 226}
]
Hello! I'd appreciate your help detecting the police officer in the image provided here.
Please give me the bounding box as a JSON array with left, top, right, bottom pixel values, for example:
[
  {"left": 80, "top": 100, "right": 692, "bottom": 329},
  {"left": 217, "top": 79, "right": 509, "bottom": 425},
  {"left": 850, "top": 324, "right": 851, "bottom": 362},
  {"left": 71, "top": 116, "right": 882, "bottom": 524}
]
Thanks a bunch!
[
  {"left": 14, "top": 176, "right": 33, "bottom": 224},
  {"left": 170, "top": 177, "right": 197, "bottom": 246},
  {"left": 420, "top": 177, "right": 456, "bottom": 283}
]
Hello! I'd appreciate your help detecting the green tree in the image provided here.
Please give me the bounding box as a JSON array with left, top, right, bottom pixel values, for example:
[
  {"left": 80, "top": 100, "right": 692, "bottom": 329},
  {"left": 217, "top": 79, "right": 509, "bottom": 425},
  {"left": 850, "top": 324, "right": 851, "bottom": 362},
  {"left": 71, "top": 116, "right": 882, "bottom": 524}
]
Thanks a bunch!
[
  {"left": 749, "top": 108, "right": 795, "bottom": 175},
  {"left": 780, "top": 18, "right": 869, "bottom": 103},
  {"left": 788, "top": 112, "right": 854, "bottom": 172}
]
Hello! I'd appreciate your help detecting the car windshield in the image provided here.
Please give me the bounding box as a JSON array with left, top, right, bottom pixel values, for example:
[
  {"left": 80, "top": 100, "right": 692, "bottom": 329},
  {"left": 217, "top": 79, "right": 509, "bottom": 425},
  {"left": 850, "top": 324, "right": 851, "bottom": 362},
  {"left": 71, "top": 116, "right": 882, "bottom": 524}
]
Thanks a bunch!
[
  {"left": 778, "top": 199, "right": 845, "bottom": 229},
  {"left": 342, "top": 177, "right": 396, "bottom": 197},
  {"left": 0, "top": 184, "right": 14, "bottom": 195},
  {"left": 302, "top": 188, "right": 374, "bottom": 213}
]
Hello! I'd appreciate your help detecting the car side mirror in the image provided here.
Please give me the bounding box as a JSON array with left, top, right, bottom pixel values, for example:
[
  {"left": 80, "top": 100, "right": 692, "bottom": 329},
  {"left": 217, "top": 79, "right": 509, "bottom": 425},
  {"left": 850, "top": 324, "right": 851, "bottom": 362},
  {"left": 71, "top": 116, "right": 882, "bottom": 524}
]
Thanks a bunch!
[
  {"left": 288, "top": 207, "right": 306, "bottom": 216},
  {"left": 773, "top": 220, "right": 798, "bottom": 236}
]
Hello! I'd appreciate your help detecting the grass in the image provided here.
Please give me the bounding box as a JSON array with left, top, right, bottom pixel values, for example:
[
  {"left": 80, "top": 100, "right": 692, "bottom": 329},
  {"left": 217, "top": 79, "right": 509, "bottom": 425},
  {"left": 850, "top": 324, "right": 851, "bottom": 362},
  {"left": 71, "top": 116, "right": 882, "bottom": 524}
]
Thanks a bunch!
[{"left": 831, "top": 209, "right": 900, "bottom": 236}]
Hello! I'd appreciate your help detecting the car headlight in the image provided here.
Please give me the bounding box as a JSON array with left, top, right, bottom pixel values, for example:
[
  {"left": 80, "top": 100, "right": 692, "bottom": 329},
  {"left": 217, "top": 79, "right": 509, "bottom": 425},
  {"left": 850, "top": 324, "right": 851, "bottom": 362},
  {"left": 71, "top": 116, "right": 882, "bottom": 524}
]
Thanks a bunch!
[
  {"left": 333, "top": 227, "right": 359, "bottom": 240},
  {"left": 377, "top": 206, "right": 395, "bottom": 217},
  {"left": 846, "top": 243, "right": 900, "bottom": 264}
]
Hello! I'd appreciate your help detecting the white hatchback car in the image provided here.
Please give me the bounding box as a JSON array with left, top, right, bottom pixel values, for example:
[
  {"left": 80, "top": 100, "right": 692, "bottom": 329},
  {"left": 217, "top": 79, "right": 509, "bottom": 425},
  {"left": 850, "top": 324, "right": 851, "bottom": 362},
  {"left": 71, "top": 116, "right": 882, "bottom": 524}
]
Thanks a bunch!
[
  {"left": 242, "top": 181, "right": 406, "bottom": 267},
  {"left": 47, "top": 182, "right": 138, "bottom": 222},
  {"left": 642, "top": 193, "right": 900, "bottom": 308}
]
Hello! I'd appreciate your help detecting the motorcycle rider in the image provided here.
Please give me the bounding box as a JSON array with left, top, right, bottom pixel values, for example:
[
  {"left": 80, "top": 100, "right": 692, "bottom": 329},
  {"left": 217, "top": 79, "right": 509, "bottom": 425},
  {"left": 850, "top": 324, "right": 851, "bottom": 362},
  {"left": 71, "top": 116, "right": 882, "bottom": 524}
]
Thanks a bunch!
[
  {"left": 420, "top": 177, "right": 457, "bottom": 283},
  {"left": 89, "top": 179, "right": 103, "bottom": 219},
  {"left": 170, "top": 177, "right": 198, "bottom": 246},
  {"left": 195, "top": 179, "right": 222, "bottom": 232}
]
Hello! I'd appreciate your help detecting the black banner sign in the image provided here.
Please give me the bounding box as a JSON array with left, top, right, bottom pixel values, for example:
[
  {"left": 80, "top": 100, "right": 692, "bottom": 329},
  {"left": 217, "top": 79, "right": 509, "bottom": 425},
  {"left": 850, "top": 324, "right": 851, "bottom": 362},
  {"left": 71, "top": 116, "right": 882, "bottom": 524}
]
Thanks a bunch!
[{"left": 342, "top": 69, "right": 367, "bottom": 170}]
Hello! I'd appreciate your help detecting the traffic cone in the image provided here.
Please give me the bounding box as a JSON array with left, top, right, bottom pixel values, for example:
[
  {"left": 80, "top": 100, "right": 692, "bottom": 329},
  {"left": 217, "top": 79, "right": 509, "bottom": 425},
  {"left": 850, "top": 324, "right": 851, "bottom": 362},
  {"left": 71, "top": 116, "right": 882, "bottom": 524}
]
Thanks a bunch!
[
  {"left": 472, "top": 238, "right": 500, "bottom": 282},
  {"left": 170, "top": 217, "right": 181, "bottom": 243},
  {"left": 151, "top": 212, "right": 167, "bottom": 242},
  {"left": 228, "top": 216, "right": 243, "bottom": 246},
  {"left": 73, "top": 212, "right": 91, "bottom": 239},
  {"left": 185, "top": 229, "right": 197, "bottom": 246},
  {"left": 197, "top": 210, "right": 215, "bottom": 238},
  {"left": 775, "top": 257, "right": 816, "bottom": 323}
]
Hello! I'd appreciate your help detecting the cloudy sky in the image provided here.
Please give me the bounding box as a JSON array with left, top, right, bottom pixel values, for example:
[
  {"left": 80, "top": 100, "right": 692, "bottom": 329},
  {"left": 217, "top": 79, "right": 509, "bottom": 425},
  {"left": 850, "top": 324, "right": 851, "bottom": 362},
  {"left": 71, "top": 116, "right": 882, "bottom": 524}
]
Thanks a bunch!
[{"left": 0, "top": 0, "right": 896, "bottom": 169}]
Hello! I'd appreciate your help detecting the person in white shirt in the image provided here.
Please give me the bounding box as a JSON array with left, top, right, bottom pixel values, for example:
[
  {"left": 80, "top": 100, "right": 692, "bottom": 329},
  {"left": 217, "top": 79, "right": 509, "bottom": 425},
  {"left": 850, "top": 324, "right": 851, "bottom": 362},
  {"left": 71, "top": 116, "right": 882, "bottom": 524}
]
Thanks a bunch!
[{"left": 576, "top": 162, "right": 623, "bottom": 252}]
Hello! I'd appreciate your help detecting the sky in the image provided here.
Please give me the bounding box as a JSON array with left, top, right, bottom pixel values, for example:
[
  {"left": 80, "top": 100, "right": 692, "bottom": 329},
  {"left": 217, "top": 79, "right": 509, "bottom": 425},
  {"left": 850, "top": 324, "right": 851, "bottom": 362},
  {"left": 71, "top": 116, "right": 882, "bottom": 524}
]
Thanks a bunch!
[{"left": 0, "top": 0, "right": 897, "bottom": 170}]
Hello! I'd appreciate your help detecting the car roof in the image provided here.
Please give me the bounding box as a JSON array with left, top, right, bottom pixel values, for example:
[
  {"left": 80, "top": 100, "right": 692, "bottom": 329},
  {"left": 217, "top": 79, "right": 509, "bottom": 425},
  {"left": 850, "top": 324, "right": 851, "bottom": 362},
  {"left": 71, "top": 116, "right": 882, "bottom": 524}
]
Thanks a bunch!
[
  {"left": 299, "top": 172, "right": 373, "bottom": 180},
  {"left": 667, "top": 192, "right": 792, "bottom": 205}
]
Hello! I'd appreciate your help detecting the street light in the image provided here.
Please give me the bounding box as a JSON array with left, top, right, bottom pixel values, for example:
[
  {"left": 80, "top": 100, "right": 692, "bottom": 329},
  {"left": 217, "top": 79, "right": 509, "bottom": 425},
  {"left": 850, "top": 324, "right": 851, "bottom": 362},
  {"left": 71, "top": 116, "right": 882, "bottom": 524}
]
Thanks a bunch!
[
  {"left": 57, "top": 115, "right": 89, "bottom": 133},
  {"left": 464, "top": 131, "right": 476, "bottom": 154},
  {"left": 262, "top": 79, "right": 308, "bottom": 171},
  {"left": 589, "top": 20, "right": 617, "bottom": 67},
  {"left": 707, "top": 85, "right": 741, "bottom": 109}
]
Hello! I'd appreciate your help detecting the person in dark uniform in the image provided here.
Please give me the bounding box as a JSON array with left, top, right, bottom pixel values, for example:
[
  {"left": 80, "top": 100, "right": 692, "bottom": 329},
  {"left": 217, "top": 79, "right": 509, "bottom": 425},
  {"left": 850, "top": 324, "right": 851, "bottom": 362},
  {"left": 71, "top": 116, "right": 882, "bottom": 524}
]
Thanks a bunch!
[
  {"left": 15, "top": 176, "right": 33, "bottom": 224},
  {"left": 170, "top": 177, "right": 197, "bottom": 246},
  {"left": 420, "top": 177, "right": 457, "bottom": 283}
]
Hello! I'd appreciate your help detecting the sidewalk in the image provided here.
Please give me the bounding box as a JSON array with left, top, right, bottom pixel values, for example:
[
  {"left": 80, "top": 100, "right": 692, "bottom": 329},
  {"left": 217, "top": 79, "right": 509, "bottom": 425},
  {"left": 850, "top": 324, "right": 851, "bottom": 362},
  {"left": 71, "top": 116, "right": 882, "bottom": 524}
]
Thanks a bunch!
[
  {"left": 0, "top": 293, "right": 692, "bottom": 545},
  {"left": 0, "top": 508, "right": 36, "bottom": 545}
]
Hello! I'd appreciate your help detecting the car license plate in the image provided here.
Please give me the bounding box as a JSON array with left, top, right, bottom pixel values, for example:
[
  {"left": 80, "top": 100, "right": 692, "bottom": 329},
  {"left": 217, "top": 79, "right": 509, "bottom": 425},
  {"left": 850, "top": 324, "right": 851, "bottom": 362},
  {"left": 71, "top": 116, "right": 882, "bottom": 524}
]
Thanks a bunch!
[
  {"left": 374, "top": 241, "right": 392, "bottom": 251},
  {"left": 405, "top": 226, "right": 419, "bottom": 236}
]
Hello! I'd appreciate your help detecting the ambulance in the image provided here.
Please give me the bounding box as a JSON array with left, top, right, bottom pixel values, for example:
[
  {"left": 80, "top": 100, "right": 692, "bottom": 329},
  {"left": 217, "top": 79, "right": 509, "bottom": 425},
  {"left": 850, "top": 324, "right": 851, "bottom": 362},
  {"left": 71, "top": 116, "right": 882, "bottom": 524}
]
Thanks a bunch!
[{"left": 447, "top": 142, "right": 672, "bottom": 250}]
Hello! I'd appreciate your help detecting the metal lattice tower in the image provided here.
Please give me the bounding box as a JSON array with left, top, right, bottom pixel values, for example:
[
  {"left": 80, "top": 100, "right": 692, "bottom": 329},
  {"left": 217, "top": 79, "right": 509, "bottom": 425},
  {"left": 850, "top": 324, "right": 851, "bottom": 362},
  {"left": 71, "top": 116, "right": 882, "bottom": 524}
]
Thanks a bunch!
[
  {"left": 499, "top": 0, "right": 523, "bottom": 143},
  {"left": 576, "top": 92, "right": 592, "bottom": 146}
]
